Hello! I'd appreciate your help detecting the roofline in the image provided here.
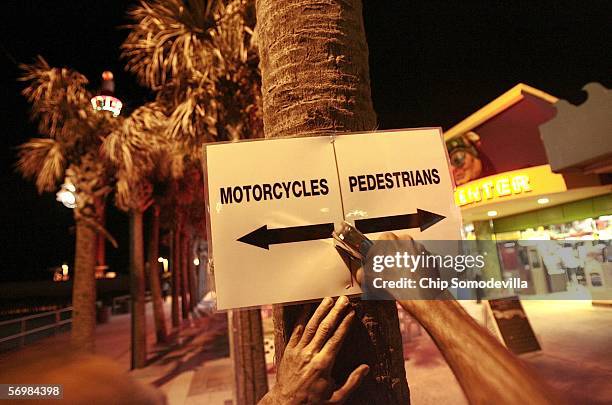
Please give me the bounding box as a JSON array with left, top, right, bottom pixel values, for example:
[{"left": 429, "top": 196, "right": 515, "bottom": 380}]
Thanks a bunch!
[{"left": 443, "top": 83, "right": 558, "bottom": 141}]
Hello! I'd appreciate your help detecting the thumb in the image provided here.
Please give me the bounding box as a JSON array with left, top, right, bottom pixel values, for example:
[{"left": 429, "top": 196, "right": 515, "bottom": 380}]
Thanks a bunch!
[
  {"left": 355, "top": 266, "right": 364, "bottom": 286},
  {"left": 327, "top": 364, "right": 370, "bottom": 404},
  {"left": 378, "top": 232, "right": 399, "bottom": 241}
]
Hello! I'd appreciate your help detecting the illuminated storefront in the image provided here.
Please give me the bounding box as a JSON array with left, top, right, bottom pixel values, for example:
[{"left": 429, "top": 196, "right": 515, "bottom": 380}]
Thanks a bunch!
[{"left": 445, "top": 84, "right": 612, "bottom": 300}]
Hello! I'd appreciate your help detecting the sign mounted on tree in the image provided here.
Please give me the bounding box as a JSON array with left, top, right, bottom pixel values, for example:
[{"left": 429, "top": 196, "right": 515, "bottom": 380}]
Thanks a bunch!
[{"left": 203, "top": 129, "right": 462, "bottom": 309}]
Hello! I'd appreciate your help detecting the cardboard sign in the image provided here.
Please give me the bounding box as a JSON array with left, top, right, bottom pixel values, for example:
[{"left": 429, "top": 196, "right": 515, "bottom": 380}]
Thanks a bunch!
[
  {"left": 204, "top": 129, "right": 462, "bottom": 309},
  {"left": 483, "top": 297, "right": 541, "bottom": 355}
]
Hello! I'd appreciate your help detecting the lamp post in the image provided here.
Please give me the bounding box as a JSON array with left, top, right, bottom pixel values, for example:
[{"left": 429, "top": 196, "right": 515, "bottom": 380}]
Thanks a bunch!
[
  {"left": 91, "top": 71, "right": 122, "bottom": 279},
  {"left": 56, "top": 73, "right": 122, "bottom": 274},
  {"left": 56, "top": 178, "right": 77, "bottom": 209},
  {"left": 90, "top": 71, "right": 123, "bottom": 117}
]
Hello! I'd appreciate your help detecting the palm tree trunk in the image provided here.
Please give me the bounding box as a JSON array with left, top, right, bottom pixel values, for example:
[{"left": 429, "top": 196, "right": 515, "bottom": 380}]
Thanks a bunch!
[
  {"left": 148, "top": 204, "right": 168, "bottom": 343},
  {"left": 256, "top": 1, "right": 409, "bottom": 403},
  {"left": 171, "top": 228, "right": 181, "bottom": 327},
  {"left": 94, "top": 197, "right": 106, "bottom": 278},
  {"left": 231, "top": 309, "right": 269, "bottom": 405},
  {"left": 71, "top": 220, "right": 97, "bottom": 352},
  {"left": 130, "top": 210, "right": 147, "bottom": 369},
  {"left": 180, "top": 229, "right": 191, "bottom": 319},
  {"left": 188, "top": 239, "right": 198, "bottom": 310}
]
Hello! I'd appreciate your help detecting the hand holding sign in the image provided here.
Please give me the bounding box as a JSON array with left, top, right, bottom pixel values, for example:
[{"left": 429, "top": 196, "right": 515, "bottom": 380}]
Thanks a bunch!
[{"left": 350, "top": 232, "right": 443, "bottom": 301}]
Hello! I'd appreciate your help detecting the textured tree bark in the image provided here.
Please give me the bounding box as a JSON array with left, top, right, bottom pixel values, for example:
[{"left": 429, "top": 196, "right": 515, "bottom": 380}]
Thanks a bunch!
[
  {"left": 94, "top": 198, "right": 106, "bottom": 279},
  {"left": 180, "top": 229, "right": 191, "bottom": 320},
  {"left": 71, "top": 220, "right": 97, "bottom": 353},
  {"left": 188, "top": 240, "right": 199, "bottom": 310},
  {"left": 231, "top": 309, "right": 269, "bottom": 405},
  {"left": 171, "top": 228, "right": 181, "bottom": 327},
  {"left": 257, "top": 0, "right": 409, "bottom": 403},
  {"left": 148, "top": 204, "right": 168, "bottom": 343},
  {"left": 130, "top": 210, "right": 147, "bottom": 369},
  {"left": 257, "top": 0, "right": 376, "bottom": 138}
]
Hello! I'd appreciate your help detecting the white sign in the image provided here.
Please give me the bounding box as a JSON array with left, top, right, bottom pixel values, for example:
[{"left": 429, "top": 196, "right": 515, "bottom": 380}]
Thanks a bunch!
[{"left": 204, "top": 129, "right": 462, "bottom": 309}]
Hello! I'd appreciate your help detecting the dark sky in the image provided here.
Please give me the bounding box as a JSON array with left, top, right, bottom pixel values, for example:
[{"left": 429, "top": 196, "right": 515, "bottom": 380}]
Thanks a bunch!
[{"left": 0, "top": 1, "right": 610, "bottom": 281}]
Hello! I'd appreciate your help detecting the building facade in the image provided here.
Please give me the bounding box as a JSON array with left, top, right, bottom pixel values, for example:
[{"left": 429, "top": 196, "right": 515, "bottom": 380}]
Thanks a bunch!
[{"left": 445, "top": 84, "right": 612, "bottom": 301}]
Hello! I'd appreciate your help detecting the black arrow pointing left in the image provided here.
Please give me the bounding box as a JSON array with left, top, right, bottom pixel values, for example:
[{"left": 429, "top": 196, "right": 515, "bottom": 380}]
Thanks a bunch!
[{"left": 238, "top": 223, "right": 334, "bottom": 250}]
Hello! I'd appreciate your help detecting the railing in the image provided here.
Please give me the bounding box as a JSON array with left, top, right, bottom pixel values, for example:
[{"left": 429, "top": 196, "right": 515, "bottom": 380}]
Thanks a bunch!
[
  {"left": 111, "top": 294, "right": 131, "bottom": 315},
  {"left": 1, "top": 293, "right": 154, "bottom": 350},
  {"left": 111, "top": 292, "right": 153, "bottom": 315},
  {"left": 0, "top": 307, "right": 73, "bottom": 349}
]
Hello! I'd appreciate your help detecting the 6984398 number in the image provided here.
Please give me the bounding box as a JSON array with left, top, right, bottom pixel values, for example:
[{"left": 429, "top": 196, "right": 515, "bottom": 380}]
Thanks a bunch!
[{"left": 1, "top": 384, "right": 62, "bottom": 399}]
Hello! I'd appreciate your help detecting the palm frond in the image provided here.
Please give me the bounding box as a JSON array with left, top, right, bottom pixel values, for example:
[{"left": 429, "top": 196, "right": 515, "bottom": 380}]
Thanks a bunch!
[
  {"left": 19, "top": 56, "right": 93, "bottom": 139},
  {"left": 123, "top": 0, "right": 261, "bottom": 155},
  {"left": 16, "top": 138, "right": 66, "bottom": 193},
  {"left": 163, "top": 81, "right": 218, "bottom": 149},
  {"left": 123, "top": 0, "right": 240, "bottom": 89},
  {"left": 103, "top": 102, "right": 170, "bottom": 180},
  {"left": 114, "top": 174, "right": 154, "bottom": 212},
  {"left": 152, "top": 139, "right": 188, "bottom": 181},
  {"left": 114, "top": 176, "right": 132, "bottom": 211}
]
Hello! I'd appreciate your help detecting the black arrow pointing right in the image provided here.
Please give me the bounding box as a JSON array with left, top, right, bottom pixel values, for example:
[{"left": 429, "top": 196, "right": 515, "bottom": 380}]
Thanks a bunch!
[{"left": 354, "top": 209, "right": 445, "bottom": 234}]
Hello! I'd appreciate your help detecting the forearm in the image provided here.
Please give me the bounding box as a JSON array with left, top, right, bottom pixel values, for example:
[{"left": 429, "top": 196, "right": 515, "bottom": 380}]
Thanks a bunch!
[
  {"left": 398, "top": 297, "right": 557, "bottom": 404},
  {"left": 257, "top": 389, "right": 279, "bottom": 405}
]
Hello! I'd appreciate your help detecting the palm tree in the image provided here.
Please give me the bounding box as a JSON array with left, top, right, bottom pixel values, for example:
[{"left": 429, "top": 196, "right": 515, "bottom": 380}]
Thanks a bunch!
[
  {"left": 121, "top": 178, "right": 153, "bottom": 369},
  {"left": 104, "top": 102, "right": 176, "bottom": 368},
  {"left": 176, "top": 166, "right": 207, "bottom": 314},
  {"left": 123, "top": 0, "right": 268, "bottom": 400},
  {"left": 183, "top": 172, "right": 207, "bottom": 311},
  {"left": 256, "top": 0, "right": 409, "bottom": 403},
  {"left": 147, "top": 203, "right": 168, "bottom": 343},
  {"left": 17, "top": 57, "right": 119, "bottom": 353},
  {"left": 123, "top": 0, "right": 262, "bottom": 152},
  {"left": 166, "top": 166, "right": 203, "bottom": 322}
]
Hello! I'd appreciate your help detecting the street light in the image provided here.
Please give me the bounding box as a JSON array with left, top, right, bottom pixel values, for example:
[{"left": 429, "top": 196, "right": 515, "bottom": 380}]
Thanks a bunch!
[
  {"left": 56, "top": 178, "right": 77, "bottom": 209},
  {"left": 90, "top": 71, "right": 122, "bottom": 117},
  {"left": 58, "top": 72, "right": 121, "bottom": 209},
  {"left": 158, "top": 257, "right": 169, "bottom": 272}
]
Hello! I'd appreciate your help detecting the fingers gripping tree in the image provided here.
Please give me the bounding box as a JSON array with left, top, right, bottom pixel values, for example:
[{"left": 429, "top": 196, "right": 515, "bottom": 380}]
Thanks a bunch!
[
  {"left": 17, "top": 58, "right": 119, "bottom": 353},
  {"left": 256, "top": 0, "right": 409, "bottom": 403}
]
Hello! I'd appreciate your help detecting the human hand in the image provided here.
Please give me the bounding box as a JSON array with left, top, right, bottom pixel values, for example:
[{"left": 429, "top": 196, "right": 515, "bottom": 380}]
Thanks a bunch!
[
  {"left": 354, "top": 232, "right": 441, "bottom": 300},
  {"left": 260, "top": 296, "right": 369, "bottom": 404}
]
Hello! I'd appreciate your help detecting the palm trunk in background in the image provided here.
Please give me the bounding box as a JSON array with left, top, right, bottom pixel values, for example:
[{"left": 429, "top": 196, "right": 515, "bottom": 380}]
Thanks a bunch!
[
  {"left": 188, "top": 237, "right": 199, "bottom": 310},
  {"left": 180, "top": 229, "right": 191, "bottom": 319},
  {"left": 231, "top": 309, "right": 269, "bottom": 404},
  {"left": 94, "top": 198, "right": 106, "bottom": 279},
  {"left": 148, "top": 204, "right": 168, "bottom": 343},
  {"left": 256, "top": 0, "right": 409, "bottom": 403},
  {"left": 130, "top": 210, "right": 147, "bottom": 369},
  {"left": 71, "top": 220, "right": 97, "bottom": 352},
  {"left": 171, "top": 228, "right": 181, "bottom": 327}
]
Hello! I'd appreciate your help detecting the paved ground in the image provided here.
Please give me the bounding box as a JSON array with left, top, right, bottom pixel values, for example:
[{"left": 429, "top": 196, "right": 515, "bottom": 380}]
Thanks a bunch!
[
  {"left": 405, "top": 300, "right": 612, "bottom": 405},
  {"left": 0, "top": 301, "right": 235, "bottom": 404},
  {"left": 130, "top": 313, "right": 233, "bottom": 405},
  {"left": 1, "top": 300, "right": 610, "bottom": 404}
]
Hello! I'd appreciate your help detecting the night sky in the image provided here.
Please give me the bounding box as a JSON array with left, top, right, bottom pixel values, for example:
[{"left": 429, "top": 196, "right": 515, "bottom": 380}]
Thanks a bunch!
[{"left": 0, "top": 1, "right": 609, "bottom": 281}]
